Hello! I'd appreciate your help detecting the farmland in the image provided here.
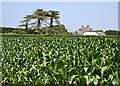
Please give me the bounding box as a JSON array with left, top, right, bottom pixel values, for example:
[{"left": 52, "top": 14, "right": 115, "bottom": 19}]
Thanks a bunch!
[{"left": 1, "top": 36, "right": 120, "bottom": 85}]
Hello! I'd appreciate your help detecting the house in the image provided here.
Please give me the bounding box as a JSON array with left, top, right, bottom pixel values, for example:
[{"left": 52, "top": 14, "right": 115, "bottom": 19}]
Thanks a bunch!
[{"left": 72, "top": 25, "right": 106, "bottom": 36}]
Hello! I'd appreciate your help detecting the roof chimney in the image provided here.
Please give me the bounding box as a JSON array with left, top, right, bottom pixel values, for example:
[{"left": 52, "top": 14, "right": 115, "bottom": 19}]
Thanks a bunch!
[
  {"left": 87, "top": 25, "right": 90, "bottom": 28},
  {"left": 81, "top": 25, "right": 84, "bottom": 28}
]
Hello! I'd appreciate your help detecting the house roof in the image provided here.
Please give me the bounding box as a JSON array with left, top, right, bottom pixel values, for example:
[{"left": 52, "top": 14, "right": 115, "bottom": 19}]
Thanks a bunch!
[
  {"left": 72, "top": 25, "right": 106, "bottom": 36},
  {"left": 75, "top": 25, "right": 93, "bottom": 34}
]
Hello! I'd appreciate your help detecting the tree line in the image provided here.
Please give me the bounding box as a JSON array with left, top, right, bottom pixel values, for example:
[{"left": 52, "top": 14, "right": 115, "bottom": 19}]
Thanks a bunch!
[{"left": 1, "top": 27, "right": 120, "bottom": 36}]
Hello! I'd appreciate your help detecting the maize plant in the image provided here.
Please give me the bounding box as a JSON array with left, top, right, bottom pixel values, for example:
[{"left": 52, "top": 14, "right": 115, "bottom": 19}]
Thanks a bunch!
[{"left": 1, "top": 36, "right": 120, "bottom": 85}]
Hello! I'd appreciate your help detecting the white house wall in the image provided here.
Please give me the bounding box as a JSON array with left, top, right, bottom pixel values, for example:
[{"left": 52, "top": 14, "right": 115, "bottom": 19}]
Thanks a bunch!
[{"left": 82, "top": 32, "right": 98, "bottom": 36}]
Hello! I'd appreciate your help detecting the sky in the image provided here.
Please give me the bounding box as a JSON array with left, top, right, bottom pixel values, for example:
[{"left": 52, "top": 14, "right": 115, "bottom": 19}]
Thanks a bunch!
[
  {"left": 1, "top": 2, "right": 118, "bottom": 32},
  {"left": 1, "top": 0, "right": 119, "bottom": 2}
]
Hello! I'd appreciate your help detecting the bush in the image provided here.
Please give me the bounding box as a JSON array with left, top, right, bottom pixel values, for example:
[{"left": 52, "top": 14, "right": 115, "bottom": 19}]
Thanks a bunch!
[
  {"left": 105, "top": 30, "right": 119, "bottom": 35},
  {"left": 41, "top": 24, "right": 69, "bottom": 35},
  {"left": 12, "top": 30, "right": 26, "bottom": 34}
]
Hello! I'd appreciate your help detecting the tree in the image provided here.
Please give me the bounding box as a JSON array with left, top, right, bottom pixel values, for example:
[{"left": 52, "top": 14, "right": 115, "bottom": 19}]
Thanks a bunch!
[
  {"left": 48, "top": 10, "right": 60, "bottom": 27},
  {"left": 18, "top": 15, "right": 33, "bottom": 30},
  {"left": 43, "top": 13, "right": 51, "bottom": 35},
  {"left": 34, "top": 9, "right": 45, "bottom": 27},
  {"left": 32, "top": 9, "right": 50, "bottom": 34}
]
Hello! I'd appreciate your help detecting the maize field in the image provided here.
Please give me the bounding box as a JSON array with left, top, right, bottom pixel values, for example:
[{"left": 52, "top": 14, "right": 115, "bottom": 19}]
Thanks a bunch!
[{"left": 1, "top": 36, "right": 120, "bottom": 85}]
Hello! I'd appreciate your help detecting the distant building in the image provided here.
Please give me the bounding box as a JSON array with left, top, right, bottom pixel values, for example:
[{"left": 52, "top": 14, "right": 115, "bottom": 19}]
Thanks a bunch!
[{"left": 72, "top": 25, "right": 106, "bottom": 36}]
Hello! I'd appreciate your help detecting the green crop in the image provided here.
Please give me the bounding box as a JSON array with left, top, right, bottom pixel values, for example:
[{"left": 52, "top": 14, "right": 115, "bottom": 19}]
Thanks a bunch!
[{"left": 1, "top": 36, "right": 120, "bottom": 85}]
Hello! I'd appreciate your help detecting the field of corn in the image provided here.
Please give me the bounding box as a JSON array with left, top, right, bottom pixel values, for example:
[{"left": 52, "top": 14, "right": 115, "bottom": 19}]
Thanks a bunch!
[{"left": 1, "top": 36, "right": 120, "bottom": 85}]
